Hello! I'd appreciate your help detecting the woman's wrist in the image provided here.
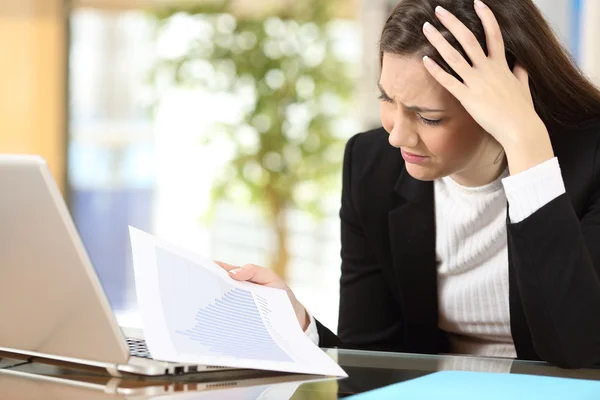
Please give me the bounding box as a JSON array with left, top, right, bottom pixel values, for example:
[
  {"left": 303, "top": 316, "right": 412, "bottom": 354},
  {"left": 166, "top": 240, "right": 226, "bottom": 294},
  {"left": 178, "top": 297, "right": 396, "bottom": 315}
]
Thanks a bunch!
[
  {"left": 503, "top": 124, "right": 555, "bottom": 176},
  {"left": 294, "top": 302, "right": 310, "bottom": 331}
]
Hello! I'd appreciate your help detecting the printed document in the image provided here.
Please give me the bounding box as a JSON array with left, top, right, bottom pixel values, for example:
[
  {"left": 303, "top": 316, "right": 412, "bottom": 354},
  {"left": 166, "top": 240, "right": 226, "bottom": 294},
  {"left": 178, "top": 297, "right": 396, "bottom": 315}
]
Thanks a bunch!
[{"left": 129, "top": 227, "right": 347, "bottom": 377}]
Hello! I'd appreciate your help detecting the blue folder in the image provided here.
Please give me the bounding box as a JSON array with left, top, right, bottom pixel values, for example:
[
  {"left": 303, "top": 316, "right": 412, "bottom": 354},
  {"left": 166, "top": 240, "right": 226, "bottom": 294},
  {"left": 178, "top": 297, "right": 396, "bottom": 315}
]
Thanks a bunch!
[{"left": 347, "top": 371, "right": 600, "bottom": 400}]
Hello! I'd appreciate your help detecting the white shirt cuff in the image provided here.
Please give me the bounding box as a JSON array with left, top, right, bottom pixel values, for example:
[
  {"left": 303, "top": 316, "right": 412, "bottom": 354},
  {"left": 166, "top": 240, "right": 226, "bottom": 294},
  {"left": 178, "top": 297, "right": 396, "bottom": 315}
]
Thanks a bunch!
[
  {"left": 304, "top": 311, "right": 320, "bottom": 346},
  {"left": 501, "top": 157, "right": 566, "bottom": 223}
]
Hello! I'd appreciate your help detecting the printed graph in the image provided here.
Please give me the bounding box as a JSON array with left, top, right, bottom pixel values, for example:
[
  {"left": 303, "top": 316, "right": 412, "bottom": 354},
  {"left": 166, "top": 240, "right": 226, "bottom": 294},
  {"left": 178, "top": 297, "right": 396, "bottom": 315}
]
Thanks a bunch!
[{"left": 175, "top": 287, "right": 293, "bottom": 363}]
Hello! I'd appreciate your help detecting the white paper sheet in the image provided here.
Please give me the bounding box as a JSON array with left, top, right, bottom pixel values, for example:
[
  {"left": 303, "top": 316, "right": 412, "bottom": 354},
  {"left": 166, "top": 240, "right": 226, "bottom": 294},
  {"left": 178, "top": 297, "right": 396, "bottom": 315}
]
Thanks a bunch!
[{"left": 129, "top": 227, "right": 347, "bottom": 377}]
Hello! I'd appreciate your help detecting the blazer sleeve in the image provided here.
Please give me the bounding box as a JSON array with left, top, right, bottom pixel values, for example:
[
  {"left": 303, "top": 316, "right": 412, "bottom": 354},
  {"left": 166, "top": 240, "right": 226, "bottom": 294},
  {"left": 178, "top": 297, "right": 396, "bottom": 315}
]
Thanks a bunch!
[
  {"left": 508, "top": 140, "right": 600, "bottom": 368},
  {"left": 316, "top": 133, "right": 405, "bottom": 351}
]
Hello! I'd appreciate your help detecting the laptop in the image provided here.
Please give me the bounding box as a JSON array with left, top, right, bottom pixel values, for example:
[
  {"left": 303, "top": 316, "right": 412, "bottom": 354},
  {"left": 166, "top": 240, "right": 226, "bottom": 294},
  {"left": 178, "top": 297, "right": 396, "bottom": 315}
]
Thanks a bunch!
[{"left": 0, "top": 155, "right": 234, "bottom": 376}]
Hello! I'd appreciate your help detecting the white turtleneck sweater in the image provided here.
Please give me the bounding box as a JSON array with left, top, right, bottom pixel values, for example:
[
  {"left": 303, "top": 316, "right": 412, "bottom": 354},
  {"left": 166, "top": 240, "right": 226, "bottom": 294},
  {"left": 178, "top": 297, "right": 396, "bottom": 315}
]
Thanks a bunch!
[{"left": 305, "top": 157, "right": 566, "bottom": 358}]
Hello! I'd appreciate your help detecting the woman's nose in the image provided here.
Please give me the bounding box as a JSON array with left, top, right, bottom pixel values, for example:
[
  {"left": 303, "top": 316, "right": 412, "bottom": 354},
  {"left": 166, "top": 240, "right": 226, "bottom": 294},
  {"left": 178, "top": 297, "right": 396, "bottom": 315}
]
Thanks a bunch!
[{"left": 388, "top": 120, "right": 418, "bottom": 149}]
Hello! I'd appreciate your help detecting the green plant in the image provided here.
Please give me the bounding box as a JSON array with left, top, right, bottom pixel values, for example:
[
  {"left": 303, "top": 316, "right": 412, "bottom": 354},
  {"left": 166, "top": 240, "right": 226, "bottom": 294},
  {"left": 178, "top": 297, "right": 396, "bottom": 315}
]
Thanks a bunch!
[{"left": 151, "top": 0, "right": 354, "bottom": 281}]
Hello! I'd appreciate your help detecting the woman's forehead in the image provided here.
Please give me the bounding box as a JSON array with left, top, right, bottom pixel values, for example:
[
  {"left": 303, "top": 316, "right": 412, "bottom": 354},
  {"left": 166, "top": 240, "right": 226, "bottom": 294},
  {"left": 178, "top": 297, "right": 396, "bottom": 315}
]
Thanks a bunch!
[{"left": 380, "top": 53, "right": 456, "bottom": 108}]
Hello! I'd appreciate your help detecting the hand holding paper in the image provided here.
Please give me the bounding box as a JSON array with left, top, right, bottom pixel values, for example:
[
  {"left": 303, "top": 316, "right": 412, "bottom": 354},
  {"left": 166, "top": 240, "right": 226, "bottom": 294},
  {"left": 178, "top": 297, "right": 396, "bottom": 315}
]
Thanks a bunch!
[{"left": 129, "top": 227, "right": 346, "bottom": 377}]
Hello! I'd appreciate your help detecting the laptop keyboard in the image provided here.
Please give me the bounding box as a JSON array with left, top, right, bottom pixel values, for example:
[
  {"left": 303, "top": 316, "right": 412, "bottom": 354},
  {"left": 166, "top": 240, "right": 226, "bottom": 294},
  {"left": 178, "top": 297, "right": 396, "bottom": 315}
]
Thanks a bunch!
[
  {"left": 125, "top": 336, "right": 232, "bottom": 372},
  {"left": 125, "top": 337, "right": 152, "bottom": 359}
]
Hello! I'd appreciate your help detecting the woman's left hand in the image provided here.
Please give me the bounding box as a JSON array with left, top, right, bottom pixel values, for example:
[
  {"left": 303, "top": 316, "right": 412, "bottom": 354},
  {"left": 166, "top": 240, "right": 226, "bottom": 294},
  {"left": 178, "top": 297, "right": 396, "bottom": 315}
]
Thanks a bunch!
[{"left": 422, "top": 0, "right": 555, "bottom": 174}]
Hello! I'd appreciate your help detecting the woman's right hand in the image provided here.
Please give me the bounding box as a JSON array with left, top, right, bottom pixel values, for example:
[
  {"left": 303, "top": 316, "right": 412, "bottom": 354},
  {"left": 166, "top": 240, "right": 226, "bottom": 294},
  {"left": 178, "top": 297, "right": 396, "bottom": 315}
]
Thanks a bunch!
[{"left": 214, "top": 261, "right": 310, "bottom": 331}]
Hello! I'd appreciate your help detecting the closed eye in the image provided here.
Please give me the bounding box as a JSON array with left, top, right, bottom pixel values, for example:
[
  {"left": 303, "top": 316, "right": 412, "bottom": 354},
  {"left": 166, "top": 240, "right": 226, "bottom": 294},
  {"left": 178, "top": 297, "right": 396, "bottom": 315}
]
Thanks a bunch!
[
  {"left": 417, "top": 114, "right": 442, "bottom": 126},
  {"left": 378, "top": 93, "right": 393, "bottom": 103}
]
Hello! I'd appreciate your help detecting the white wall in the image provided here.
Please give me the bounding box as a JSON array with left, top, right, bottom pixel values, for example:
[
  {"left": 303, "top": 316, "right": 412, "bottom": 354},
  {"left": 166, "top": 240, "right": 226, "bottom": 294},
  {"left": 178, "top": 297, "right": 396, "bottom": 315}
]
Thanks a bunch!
[
  {"left": 532, "top": 0, "right": 572, "bottom": 49},
  {"left": 534, "top": 0, "right": 600, "bottom": 88},
  {"left": 580, "top": 0, "right": 600, "bottom": 87},
  {"left": 358, "top": 0, "right": 391, "bottom": 130}
]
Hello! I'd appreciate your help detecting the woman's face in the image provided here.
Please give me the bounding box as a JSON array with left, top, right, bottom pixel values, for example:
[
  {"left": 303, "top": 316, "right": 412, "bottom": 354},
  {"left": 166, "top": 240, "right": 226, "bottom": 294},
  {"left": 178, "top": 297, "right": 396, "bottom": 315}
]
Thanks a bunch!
[{"left": 379, "top": 53, "right": 502, "bottom": 185}]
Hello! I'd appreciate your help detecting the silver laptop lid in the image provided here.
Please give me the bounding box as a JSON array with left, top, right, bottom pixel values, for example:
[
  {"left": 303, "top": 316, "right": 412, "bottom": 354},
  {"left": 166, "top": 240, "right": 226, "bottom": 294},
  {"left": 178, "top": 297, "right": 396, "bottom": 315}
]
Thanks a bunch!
[{"left": 0, "top": 155, "right": 129, "bottom": 364}]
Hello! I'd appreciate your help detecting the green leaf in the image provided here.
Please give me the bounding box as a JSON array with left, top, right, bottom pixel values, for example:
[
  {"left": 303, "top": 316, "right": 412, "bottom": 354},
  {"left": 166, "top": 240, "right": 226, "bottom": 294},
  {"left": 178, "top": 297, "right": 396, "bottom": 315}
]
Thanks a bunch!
[{"left": 150, "top": 0, "right": 353, "bottom": 221}]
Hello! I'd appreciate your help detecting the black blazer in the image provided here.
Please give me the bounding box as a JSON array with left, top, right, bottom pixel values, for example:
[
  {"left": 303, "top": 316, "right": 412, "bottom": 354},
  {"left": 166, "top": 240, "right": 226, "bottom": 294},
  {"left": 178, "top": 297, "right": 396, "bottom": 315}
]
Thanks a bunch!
[{"left": 316, "top": 122, "right": 600, "bottom": 369}]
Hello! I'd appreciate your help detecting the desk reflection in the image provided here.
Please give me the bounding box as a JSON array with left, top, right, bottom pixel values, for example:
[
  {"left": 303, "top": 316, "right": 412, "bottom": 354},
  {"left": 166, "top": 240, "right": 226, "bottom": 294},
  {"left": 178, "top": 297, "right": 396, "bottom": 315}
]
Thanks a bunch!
[{"left": 2, "top": 348, "right": 600, "bottom": 399}]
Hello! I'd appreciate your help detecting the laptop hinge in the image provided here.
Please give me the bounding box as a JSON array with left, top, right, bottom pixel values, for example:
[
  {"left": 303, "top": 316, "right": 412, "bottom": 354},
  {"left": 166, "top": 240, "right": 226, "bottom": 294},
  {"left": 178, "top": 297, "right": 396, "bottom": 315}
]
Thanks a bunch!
[{"left": 105, "top": 364, "right": 122, "bottom": 377}]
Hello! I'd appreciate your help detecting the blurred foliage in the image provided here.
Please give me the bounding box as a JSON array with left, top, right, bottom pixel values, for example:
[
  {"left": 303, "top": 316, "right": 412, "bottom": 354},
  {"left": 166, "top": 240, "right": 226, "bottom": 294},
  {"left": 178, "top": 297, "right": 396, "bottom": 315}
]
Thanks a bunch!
[{"left": 150, "top": 0, "right": 354, "bottom": 279}]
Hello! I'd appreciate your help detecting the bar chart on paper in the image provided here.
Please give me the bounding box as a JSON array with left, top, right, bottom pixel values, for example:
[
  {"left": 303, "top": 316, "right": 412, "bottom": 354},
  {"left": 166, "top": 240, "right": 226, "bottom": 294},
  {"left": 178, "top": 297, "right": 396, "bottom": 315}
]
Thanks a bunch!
[
  {"left": 130, "top": 226, "right": 347, "bottom": 376},
  {"left": 175, "top": 287, "right": 293, "bottom": 363},
  {"left": 155, "top": 247, "right": 294, "bottom": 363}
]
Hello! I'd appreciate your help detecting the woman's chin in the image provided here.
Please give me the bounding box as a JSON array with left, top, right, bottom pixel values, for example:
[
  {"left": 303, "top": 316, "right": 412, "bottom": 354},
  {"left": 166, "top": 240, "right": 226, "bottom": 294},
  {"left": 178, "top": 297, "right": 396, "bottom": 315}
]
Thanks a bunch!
[{"left": 405, "top": 163, "right": 443, "bottom": 182}]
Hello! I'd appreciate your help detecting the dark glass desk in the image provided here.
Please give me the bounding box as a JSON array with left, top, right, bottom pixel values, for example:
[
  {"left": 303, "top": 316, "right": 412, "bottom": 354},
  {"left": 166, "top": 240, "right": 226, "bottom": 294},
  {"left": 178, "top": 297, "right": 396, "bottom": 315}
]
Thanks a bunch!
[{"left": 2, "top": 348, "right": 600, "bottom": 399}]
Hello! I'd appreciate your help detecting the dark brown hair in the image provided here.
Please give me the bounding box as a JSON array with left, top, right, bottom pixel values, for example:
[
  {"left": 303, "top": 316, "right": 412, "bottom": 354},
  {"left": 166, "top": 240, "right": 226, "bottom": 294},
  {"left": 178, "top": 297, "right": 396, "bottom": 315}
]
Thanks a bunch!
[{"left": 380, "top": 0, "right": 600, "bottom": 131}]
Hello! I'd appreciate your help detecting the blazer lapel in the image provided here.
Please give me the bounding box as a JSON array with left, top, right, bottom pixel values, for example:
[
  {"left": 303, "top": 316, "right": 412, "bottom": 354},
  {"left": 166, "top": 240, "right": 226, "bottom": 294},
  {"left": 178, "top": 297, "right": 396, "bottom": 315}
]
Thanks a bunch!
[{"left": 388, "top": 167, "right": 439, "bottom": 353}]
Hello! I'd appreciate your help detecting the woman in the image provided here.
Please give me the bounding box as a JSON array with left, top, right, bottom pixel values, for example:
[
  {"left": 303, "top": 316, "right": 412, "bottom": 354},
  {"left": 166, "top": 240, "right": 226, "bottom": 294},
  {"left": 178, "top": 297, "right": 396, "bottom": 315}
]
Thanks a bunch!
[{"left": 217, "top": 0, "right": 600, "bottom": 368}]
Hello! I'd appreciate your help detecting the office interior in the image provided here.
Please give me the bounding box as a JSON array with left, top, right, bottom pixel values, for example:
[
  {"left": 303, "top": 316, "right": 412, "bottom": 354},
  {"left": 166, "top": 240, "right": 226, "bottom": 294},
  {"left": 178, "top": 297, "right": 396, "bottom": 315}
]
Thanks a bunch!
[{"left": 2, "top": 0, "right": 600, "bottom": 396}]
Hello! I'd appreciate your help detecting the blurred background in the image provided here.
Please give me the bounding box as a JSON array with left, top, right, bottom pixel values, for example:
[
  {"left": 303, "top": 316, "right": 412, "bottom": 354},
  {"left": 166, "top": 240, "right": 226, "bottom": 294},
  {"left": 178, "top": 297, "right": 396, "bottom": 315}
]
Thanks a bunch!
[{"left": 1, "top": 0, "right": 599, "bottom": 332}]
